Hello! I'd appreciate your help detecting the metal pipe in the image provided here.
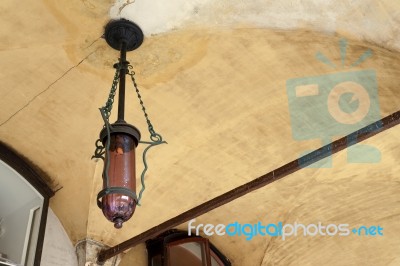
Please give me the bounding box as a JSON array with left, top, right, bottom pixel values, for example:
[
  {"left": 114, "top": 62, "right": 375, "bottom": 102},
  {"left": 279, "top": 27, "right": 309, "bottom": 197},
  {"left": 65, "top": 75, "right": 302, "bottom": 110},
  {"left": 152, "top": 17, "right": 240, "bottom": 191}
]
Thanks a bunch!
[
  {"left": 117, "top": 41, "right": 128, "bottom": 122},
  {"left": 97, "top": 110, "right": 400, "bottom": 263}
]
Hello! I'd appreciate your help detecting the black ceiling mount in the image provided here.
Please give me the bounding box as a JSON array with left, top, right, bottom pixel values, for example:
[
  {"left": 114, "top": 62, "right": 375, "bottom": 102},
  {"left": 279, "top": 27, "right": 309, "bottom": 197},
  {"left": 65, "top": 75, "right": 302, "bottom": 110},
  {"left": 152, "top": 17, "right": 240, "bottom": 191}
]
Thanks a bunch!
[{"left": 104, "top": 19, "right": 144, "bottom": 51}]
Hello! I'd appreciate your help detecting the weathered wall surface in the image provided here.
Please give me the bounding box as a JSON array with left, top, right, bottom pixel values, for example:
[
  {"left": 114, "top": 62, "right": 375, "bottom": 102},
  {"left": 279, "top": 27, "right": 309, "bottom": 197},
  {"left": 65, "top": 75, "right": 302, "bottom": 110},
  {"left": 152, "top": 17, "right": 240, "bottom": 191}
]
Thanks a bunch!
[
  {"left": 0, "top": 0, "right": 399, "bottom": 265},
  {"left": 41, "top": 209, "right": 78, "bottom": 266}
]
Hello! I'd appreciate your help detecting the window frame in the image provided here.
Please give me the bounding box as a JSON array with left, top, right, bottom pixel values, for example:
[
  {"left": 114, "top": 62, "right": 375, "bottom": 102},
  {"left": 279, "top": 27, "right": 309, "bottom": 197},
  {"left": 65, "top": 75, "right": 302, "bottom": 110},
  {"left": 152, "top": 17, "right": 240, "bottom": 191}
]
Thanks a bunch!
[
  {"left": 165, "top": 237, "right": 211, "bottom": 266},
  {"left": 146, "top": 229, "right": 231, "bottom": 266},
  {"left": 0, "top": 143, "right": 54, "bottom": 266}
]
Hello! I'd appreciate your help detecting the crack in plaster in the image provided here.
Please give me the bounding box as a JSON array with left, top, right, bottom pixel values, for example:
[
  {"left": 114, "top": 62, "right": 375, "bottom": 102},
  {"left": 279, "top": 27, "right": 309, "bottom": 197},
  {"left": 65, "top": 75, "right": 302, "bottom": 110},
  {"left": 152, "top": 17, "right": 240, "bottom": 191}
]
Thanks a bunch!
[
  {"left": 0, "top": 50, "right": 98, "bottom": 127},
  {"left": 85, "top": 36, "right": 103, "bottom": 49}
]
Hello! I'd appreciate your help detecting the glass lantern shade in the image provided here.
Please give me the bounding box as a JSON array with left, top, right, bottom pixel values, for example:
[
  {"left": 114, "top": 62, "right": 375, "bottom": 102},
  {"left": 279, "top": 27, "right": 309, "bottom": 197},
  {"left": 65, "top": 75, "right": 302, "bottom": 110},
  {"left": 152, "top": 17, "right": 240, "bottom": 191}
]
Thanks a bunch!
[{"left": 98, "top": 123, "right": 141, "bottom": 229}]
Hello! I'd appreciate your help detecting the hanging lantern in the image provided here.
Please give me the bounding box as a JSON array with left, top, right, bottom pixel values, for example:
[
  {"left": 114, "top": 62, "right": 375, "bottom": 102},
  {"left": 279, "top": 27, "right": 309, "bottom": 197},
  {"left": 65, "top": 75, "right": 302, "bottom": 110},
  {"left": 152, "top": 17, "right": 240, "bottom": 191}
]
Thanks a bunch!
[{"left": 92, "top": 19, "right": 166, "bottom": 229}]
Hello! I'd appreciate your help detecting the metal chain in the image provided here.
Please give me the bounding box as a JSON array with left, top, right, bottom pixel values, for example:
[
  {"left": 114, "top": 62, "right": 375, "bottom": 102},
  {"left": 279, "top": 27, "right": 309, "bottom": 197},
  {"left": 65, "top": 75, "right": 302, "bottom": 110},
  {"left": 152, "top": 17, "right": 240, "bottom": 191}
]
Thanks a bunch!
[
  {"left": 127, "top": 64, "right": 166, "bottom": 205},
  {"left": 103, "top": 65, "right": 121, "bottom": 120},
  {"left": 91, "top": 65, "right": 120, "bottom": 161},
  {"left": 127, "top": 65, "right": 161, "bottom": 142}
]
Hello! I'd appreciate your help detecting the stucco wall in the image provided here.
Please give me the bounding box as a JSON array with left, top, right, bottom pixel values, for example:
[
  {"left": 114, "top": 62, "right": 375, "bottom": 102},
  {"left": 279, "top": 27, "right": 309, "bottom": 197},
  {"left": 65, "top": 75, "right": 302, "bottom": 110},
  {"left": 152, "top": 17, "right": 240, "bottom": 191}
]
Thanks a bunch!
[{"left": 41, "top": 208, "right": 78, "bottom": 266}]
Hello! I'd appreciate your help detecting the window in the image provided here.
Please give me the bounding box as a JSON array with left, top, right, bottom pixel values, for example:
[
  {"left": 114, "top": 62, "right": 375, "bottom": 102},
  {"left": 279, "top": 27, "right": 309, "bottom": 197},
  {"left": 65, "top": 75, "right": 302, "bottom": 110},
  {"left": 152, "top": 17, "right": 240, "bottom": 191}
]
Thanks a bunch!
[
  {"left": 0, "top": 143, "right": 53, "bottom": 266},
  {"left": 146, "top": 230, "right": 231, "bottom": 266}
]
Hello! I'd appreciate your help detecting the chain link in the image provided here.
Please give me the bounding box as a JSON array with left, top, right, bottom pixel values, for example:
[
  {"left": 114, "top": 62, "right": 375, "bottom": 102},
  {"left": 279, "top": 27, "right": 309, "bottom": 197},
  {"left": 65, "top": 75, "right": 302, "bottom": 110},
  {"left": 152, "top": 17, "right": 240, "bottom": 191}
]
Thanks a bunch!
[
  {"left": 91, "top": 64, "right": 120, "bottom": 161},
  {"left": 127, "top": 64, "right": 166, "bottom": 205},
  {"left": 103, "top": 65, "right": 121, "bottom": 120},
  {"left": 127, "top": 65, "right": 160, "bottom": 140}
]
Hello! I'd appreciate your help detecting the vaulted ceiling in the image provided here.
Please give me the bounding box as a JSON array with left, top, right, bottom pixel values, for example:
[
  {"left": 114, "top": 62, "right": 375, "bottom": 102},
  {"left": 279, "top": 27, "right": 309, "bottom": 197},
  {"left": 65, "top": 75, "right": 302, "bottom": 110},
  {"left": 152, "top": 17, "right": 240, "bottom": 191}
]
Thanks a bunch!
[{"left": 0, "top": 0, "right": 399, "bottom": 265}]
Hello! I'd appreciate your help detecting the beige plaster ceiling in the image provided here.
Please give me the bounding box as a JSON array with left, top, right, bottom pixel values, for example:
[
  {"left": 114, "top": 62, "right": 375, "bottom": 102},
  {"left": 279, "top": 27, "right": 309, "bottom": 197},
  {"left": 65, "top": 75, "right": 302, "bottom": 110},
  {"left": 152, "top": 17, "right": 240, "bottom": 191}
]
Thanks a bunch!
[{"left": 0, "top": 0, "right": 399, "bottom": 265}]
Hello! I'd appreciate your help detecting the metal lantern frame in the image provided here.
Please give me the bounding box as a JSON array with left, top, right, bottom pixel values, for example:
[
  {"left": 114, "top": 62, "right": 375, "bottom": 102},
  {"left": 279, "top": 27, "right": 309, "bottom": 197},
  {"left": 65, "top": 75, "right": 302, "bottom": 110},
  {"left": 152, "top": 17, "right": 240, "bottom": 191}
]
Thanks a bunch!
[{"left": 92, "top": 19, "right": 166, "bottom": 228}]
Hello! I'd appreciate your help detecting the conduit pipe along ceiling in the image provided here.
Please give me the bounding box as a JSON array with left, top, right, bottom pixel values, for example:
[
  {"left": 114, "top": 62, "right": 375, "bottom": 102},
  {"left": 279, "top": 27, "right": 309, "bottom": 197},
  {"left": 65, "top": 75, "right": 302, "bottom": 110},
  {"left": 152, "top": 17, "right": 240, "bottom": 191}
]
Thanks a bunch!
[{"left": 92, "top": 19, "right": 166, "bottom": 229}]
